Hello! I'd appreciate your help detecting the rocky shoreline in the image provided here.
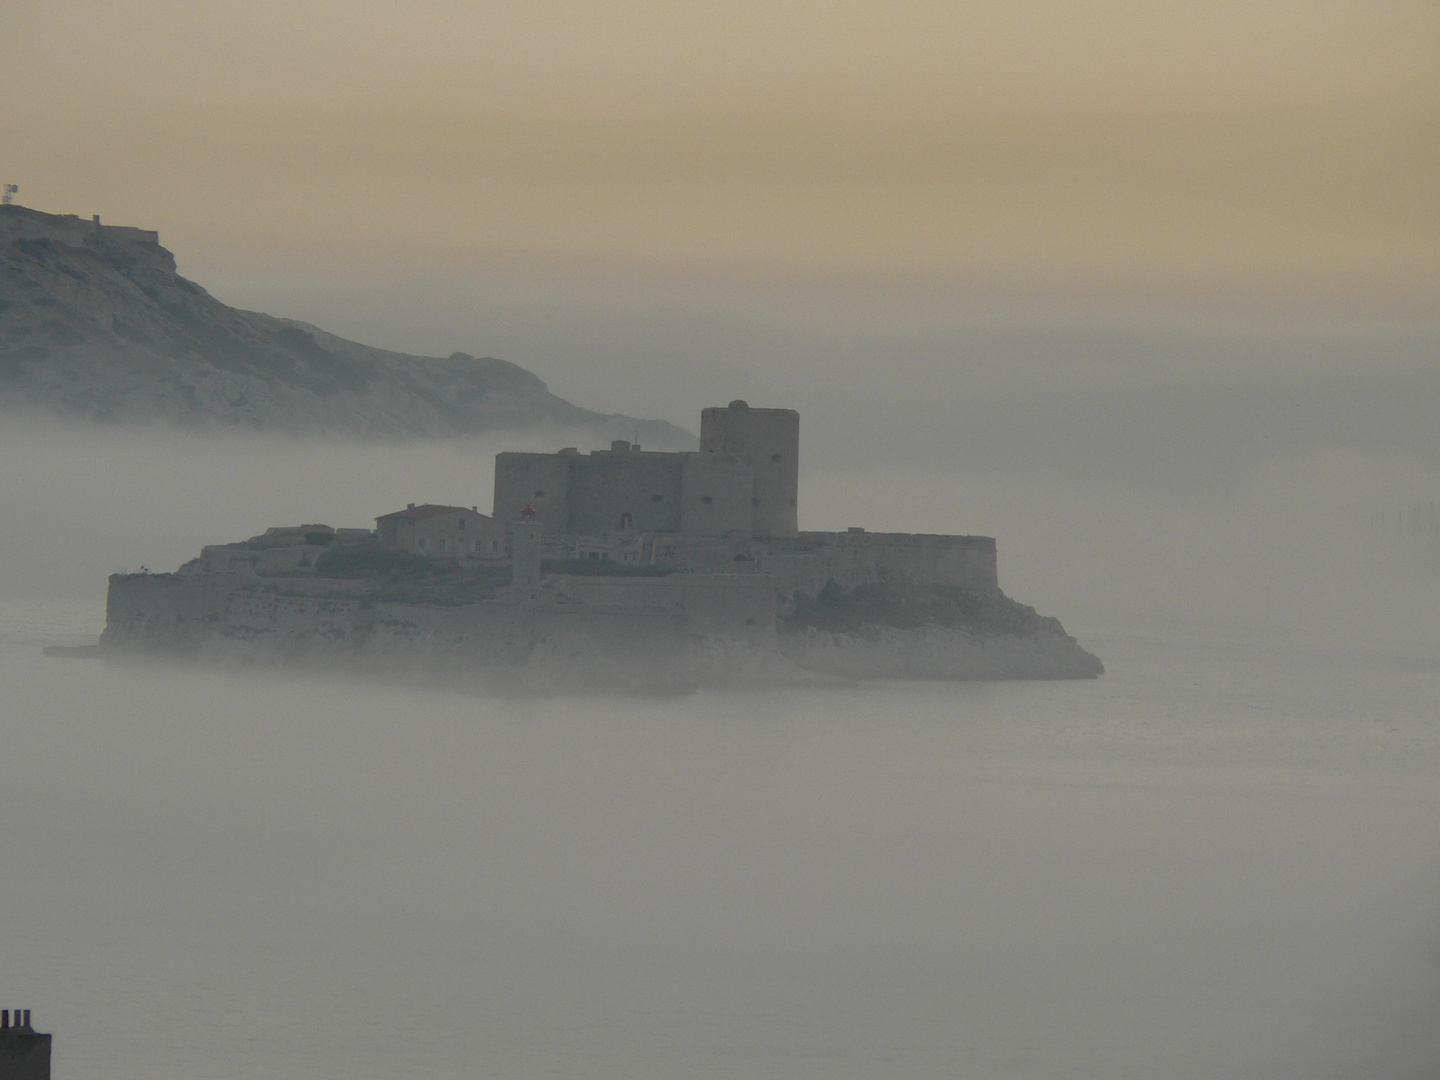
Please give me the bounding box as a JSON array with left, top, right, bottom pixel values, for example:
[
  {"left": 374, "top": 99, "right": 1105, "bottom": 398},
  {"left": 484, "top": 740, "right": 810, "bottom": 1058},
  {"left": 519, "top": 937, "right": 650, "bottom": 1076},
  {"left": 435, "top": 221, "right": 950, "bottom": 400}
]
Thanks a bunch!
[{"left": 96, "top": 571, "right": 1103, "bottom": 694}]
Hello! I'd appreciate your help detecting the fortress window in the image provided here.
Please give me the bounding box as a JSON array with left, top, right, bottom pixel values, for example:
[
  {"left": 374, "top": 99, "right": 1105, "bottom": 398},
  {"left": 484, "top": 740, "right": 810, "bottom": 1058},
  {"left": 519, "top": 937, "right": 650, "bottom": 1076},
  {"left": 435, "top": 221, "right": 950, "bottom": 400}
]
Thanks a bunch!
[
  {"left": 700, "top": 496, "right": 713, "bottom": 504},
  {"left": 419, "top": 539, "right": 428, "bottom": 550},
  {"left": 771, "top": 453, "right": 782, "bottom": 463},
  {"left": 458, "top": 519, "right": 466, "bottom": 530}
]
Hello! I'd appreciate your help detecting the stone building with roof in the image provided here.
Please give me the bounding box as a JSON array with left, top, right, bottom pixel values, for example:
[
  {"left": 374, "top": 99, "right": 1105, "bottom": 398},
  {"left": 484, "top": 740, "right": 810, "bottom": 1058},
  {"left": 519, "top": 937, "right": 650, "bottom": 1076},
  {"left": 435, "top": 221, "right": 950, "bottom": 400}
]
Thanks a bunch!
[{"left": 376, "top": 503, "right": 507, "bottom": 559}]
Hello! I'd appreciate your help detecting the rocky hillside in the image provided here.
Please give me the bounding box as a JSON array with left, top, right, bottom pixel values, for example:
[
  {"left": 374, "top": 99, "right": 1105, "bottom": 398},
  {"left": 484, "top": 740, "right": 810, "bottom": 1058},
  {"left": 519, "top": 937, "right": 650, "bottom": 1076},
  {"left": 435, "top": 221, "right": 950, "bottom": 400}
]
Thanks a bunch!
[{"left": 0, "top": 204, "right": 692, "bottom": 445}]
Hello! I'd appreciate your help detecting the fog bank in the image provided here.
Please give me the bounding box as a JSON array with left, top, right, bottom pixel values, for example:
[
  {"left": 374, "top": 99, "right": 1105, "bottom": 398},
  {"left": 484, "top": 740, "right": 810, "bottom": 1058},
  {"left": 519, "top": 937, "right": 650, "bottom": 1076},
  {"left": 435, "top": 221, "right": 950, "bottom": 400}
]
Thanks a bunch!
[
  {"left": 2, "top": 618, "right": 1437, "bottom": 1079},
  {"left": 5, "top": 356, "right": 1438, "bottom": 653}
]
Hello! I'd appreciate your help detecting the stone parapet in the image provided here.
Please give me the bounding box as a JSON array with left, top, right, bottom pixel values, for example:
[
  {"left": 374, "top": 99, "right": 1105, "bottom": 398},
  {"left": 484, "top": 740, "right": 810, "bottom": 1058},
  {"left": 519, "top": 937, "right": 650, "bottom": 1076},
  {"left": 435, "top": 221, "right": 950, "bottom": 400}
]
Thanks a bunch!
[{"left": 758, "top": 531, "right": 999, "bottom": 595}]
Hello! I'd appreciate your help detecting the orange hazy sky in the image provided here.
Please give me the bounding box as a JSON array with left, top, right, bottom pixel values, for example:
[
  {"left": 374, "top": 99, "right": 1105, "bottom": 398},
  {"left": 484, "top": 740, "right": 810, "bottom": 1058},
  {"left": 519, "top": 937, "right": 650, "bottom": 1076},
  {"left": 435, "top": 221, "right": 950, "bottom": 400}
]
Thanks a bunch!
[{"left": 3, "top": 1, "right": 1437, "bottom": 306}]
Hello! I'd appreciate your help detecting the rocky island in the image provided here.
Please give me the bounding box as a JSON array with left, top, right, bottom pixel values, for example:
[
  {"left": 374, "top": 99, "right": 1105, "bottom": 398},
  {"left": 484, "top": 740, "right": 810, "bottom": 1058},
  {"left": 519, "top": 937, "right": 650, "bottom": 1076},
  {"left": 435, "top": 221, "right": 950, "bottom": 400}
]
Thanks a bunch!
[{"left": 100, "top": 400, "right": 1103, "bottom": 691}]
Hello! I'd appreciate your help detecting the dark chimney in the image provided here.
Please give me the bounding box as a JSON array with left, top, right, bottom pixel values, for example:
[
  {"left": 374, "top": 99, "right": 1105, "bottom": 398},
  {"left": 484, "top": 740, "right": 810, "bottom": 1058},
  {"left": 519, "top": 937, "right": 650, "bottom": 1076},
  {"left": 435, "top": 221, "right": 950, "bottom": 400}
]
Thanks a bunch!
[{"left": 0, "top": 1007, "right": 51, "bottom": 1079}]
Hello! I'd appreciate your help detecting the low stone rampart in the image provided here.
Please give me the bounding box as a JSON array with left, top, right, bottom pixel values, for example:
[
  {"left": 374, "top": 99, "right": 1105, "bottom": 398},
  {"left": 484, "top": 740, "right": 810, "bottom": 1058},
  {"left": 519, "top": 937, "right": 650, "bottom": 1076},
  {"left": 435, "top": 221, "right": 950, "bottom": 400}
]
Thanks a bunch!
[
  {"left": 98, "top": 545, "right": 1099, "bottom": 687},
  {"left": 100, "top": 572, "right": 707, "bottom": 691},
  {"left": 757, "top": 531, "right": 998, "bottom": 596},
  {"left": 103, "top": 573, "right": 250, "bottom": 652},
  {"left": 557, "top": 573, "right": 778, "bottom": 639}
]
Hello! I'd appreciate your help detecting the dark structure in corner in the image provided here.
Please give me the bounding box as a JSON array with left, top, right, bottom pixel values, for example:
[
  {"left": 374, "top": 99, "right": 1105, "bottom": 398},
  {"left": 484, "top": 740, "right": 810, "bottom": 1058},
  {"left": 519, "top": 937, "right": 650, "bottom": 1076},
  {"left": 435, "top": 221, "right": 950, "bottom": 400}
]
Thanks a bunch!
[{"left": 0, "top": 1010, "right": 49, "bottom": 1080}]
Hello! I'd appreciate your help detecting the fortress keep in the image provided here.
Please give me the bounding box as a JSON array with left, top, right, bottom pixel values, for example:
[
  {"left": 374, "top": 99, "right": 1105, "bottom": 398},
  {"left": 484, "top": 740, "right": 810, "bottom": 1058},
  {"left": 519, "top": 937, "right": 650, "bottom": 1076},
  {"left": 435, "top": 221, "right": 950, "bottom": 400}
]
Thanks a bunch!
[
  {"left": 491, "top": 400, "right": 996, "bottom": 595},
  {"left": 494, "top": 400, "right": 799, "bottom": 538}
]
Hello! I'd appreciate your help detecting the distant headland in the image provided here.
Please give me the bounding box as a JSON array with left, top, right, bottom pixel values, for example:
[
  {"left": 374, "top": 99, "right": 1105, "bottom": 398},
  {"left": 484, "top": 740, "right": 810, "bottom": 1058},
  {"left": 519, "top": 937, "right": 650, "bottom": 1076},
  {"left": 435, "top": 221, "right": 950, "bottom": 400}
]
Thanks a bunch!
[
  {"left": 0, "top": 202, "right": 690, "bottom": 445},
  {"left": 100, "top": 400, "right": 1103, "bottom": 691}
]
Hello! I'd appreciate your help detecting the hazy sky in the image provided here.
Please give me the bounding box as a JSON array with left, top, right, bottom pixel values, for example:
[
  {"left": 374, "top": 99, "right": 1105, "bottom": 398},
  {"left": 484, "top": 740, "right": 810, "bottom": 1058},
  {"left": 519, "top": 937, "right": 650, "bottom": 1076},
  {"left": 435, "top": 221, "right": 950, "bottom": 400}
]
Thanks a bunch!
[
  {"left": 5, "top": 3, "right": 1436, "bottom": 405},
  {"left": 5, "top": 1, "right": 1436, "bottom": 302}
]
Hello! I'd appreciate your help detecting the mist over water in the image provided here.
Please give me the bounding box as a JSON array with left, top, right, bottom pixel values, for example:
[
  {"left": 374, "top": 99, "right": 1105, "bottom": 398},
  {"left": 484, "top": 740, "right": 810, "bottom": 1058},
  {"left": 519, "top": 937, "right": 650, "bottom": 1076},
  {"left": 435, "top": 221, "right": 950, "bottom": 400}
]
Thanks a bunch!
[
  {"left": 2, "top": 603, "right": 1438, "bottom": 1079},
  {"left": 3, "top": 301, "right": 1440, "bottom": 1077}
]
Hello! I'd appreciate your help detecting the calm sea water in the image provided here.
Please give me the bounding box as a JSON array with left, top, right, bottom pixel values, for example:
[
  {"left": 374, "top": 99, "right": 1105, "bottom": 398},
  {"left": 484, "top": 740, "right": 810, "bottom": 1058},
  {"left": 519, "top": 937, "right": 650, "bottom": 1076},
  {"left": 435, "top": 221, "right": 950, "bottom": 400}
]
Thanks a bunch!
[{"left": 2, "top": 598, "right": 1437, "bottom": 1079}]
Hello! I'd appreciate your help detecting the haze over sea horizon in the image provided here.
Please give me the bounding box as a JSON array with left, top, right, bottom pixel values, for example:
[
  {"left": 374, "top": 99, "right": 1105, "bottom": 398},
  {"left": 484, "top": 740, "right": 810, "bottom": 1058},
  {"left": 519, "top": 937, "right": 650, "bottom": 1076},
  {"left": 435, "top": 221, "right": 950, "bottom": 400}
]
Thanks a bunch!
[
  {"left": 3, "top": 2, "right": 1439, "bottom": 1076},
  {"left": 2, "top": 417, "right": 1438, "bottom": 1078}
]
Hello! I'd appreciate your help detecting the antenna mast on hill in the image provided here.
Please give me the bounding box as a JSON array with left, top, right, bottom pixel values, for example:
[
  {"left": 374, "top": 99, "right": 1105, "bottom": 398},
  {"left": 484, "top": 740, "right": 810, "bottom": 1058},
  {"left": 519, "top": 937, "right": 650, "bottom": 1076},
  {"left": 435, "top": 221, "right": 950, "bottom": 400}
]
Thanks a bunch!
[{"left": 1, "top": 185, "right": 16, "bottom": 206}]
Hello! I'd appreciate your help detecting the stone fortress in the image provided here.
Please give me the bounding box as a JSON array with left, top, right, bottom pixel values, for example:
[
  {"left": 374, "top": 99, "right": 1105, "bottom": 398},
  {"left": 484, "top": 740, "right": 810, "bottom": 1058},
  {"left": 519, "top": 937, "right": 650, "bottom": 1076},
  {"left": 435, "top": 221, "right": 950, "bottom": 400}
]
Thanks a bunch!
[
  {"left": 489, "top": 400, "right": 998, "bottom": 598},
  {"left": 496, "top": 401, "right": 800, "bottom": 539},
  {"left": 182, "top": 399, "right": 998, "bottom": 598},
  {"left": 102, "top": 399, "right": 1101, "bottom": 686}
]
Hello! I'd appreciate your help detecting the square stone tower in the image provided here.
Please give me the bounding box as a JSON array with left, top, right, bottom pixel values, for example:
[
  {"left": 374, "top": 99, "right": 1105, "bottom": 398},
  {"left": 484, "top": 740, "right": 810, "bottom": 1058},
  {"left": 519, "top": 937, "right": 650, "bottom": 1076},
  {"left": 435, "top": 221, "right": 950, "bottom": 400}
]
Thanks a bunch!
[{"left": 698, "top": 400, "right": 799, "bottom": 538}]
